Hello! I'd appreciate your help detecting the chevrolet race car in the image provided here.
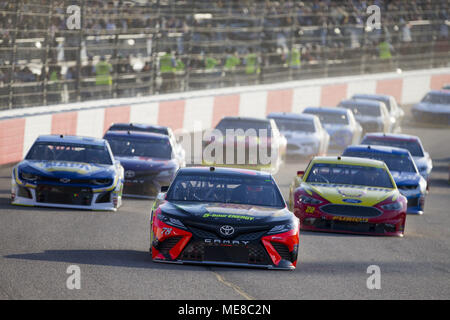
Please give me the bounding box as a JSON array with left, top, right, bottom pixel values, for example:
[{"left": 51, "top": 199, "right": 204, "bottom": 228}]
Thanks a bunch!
[
  {"left": 104, "top": 130, "right": 182, "bottom": 198},
  {"left": 202, "top": 116, "right": 286, "bottom": 173},
  {"left": 288, "top": 156, "right": 407, "bottom": 236},
  {"left": 303, "top": 107, "right": 362, "bottom": 153},
  {"left": 150, "top": 167, "right": 299, "bottom": 270},
  {"left": 361, "top": 133, "right": 433, "bottom": 185},
  {"left": 11, "top": 135, "right": 124, "bottom": 211},
  {"left": 343, "top": 145, "right": 427, "bottom": 214},
  {"left": 267, "top": 112, "right": 329, "bottom": 159}
]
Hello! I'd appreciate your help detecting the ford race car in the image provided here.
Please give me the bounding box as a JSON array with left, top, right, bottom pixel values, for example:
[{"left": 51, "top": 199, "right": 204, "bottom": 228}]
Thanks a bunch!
[
  {"left": 361, "top": 133, "right": 433, "bottom": 185},
  {"left": 267, "top": 112, "right": 329, "bottom": 159},
  {"left": 11, "top": 135, "right": 124, "bottom": 211},
  {"left": 288, "top": 156, "right": 407, "bottom": 236},
  {"left": 342, "top": 145, "right": 427, "bottom": 214},
  {"left": 150, "top": 167, "right": 299, "bottom": 270},
  {"left": 303, "top": 107, "right": 362, "bottom": 153},
  {"left": 104, "top": 130, "right": 182, "bottom": 198}
]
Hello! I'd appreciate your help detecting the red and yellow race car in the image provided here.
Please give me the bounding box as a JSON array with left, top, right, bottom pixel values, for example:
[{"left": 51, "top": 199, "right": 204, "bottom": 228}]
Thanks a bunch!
[{"left": 288, "top": 156, "right": 407, "bottom": 236}]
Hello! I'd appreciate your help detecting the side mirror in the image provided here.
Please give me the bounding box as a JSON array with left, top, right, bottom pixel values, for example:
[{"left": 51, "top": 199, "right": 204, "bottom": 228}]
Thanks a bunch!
[
  {"left": 297, "top": 170, "right": 305, "bottom": 177},
  {"left": 156, "top": 192, "right": 166, "bottom": 201},
  {"left": 160, "top": 185, "right": 169, "bottom": 193}
]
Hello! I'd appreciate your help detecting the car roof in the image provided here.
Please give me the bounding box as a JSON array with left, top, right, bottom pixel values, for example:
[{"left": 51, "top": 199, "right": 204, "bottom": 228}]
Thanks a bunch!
[
  {"left": 303, "top": 106, "right": 349, "bottom": 115},
  {"left": 363, "top": 132, "right": 420, "bottom": 142},
  {"left": 311, "top": 156, "right": 387, "bottom": 168},
  {"left": 340, "top": 99, "right": 384, "bottom": 108},
  {"left": 267, "top": 112, "right": 316, "bottom": 121},
  {"left": 344, "top": 144, "right": 411, "bottom": 156},
  {"left": 426, "top": 90, "right": 450, "bottom": 96},
  {"left": 177, "top": 166, "right": 272, "bottom": 177},
  {"left": 35, "top": 134, "right": 107, "bottom": 146},
  {"left": 352, "top": 93, "right": 392, "bottom": 102},
  {"left": 220, "top": 116, "right": 271, "bottom": 123},
  {"left": 108, "top": 123, "right": 169, "bottom": 133},
  {"left": 104, "top": 130, "right": 170, "bottom": 141}
]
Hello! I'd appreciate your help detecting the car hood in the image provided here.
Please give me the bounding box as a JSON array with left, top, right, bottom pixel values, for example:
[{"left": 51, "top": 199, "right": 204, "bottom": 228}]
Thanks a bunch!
[
  {"left": 304, "top": 183, "right": 397, "bottom": 206},
  {"left": 17, "top": 160, "right": 115, "bottom": 179},
  {"left": 355, "top": 115, "right": 382, "bottom": 123},
  {"left": 390, "top": 171, "right": 421, "bottom": 186},
  {"left": 322, "top": 124, "right": 352, "bottom": 135},
  {"left": 159, "top": 201, "right": 292, "bottom": 225},
  {"left": 413, "top": 102, "right": 450, "bottom": 114},
  {"left": 280, "top": 130, "right": 319, "bottom": 143},
  {"left": 115, "top": 156, "right": 177, "bottom": 172}
]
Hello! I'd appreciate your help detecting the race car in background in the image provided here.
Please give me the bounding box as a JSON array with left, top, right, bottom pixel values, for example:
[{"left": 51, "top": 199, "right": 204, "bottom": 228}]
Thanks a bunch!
[
  {"left": 338, "top": 99, "right": 391, "bottom": 134},
  {"left": 288, "top": 156, "right": 407, "bottom": 236},
  {"left": 360, "top": 133, "right": 433, "bottom": 185},
  {"left": 203, "top": 116, "right": 286, "bottom": 173},
  {"left": 267, "top": 112, "right": 329, "bottom": 160},
  {"left": 302, "top": 107, "right": 362, "bottom": 153},
  {"left": 411, "top": 90, "right": 450, "bottom": 125},
  {"left": 103, "top": 130, "right": 182, "bottom": 198},
  {"left": 107, "top": 123, "right": 186, "bottom": 167},
  {"left": 150, "top": 166, "right": 299, "bottom": 270},
  {"left": 343, "top": 145, "right": 427, "bottom": 214},
  {"left": 351, "top": 93, "right": 404, "bottom": 132},
  {"left": 11, "top": 135, "right": 124, "bottom": 211}
]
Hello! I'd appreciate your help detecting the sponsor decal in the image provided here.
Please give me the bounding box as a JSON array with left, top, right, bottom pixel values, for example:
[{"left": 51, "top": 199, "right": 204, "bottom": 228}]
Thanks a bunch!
[
  {"left": 332, "top": 216, "right": 369, "bottom": 223},
  {"left": 32, "top": 161, "right": 103, "bottom": 175},
  {"left": 337, "top": 188, "right": 365, "bottom": 198},
  {"left": 124, "top": 170, "right": 135, "bottom": 178},
  {"left": 204, "top": 239, "right": 249, "bottom": 246},
  {"left": 202, "top": 213, "right": 254, "bottom": 221},
  {"left": 305, "top": 206, "right": 315, "bottom": 214}
]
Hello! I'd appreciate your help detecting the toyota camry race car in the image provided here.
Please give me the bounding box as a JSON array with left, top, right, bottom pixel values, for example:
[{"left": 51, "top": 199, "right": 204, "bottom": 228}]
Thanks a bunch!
[
  {"left": 338, "top": 99, "right": 391, "bottom": 134},
  {"left": 411, "top": 90, "right": 450, "bottom": 125},
  {"left": 11, "top": 135, "right": 124, "bottom": 211},
  {"left": 150, "top": 167, "right": 299, "bottom": 270},
  {"left": 343, "top": 145, "right": 427, "bottom": 214},
  {"left": 288, "top": 156, "right": 407, "bottom": 236},
  {"left": 104, "top": 130, "right": 182, "bottom": 198}
]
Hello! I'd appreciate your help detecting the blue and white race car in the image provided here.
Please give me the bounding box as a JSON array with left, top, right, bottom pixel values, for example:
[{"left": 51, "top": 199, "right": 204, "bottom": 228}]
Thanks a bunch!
[
  {"left": 11, "top": 135, "right": 124, "bottom": 211},
  {"left": 361, "top": 133, "right": 433, "bottom": 185},
  {"left": 343, "top": 144, "right": 427, "bottom": 214},
  {"left": 303, "top": 107, "right": 362, "bottom": 152}
]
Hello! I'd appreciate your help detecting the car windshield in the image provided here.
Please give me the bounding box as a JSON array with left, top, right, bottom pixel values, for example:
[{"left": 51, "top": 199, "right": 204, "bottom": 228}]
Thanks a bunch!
[
  {"left": 270, "top": 117, "right": 315, "bottom": 133},
  {"left": 361, "top": 137, "right": 424, "bottom": 157},
  {"left": 304, "top": 111, "right": 348, "bottom": 125},
  {"left": 340, "top": 103, "right": 381, "bottom": 117},
  {"left": 421, "top": 93, "right": 450, "bottom": 105},
  {"left": 306, "top": 163, "right": 393, "bottom": 188},
  {"left": 215, "top": 119, "right": 272, "bottom": 136},
  {"left": 342, "top": 151, "right": 417, "bottom": 173},
  {"left": 353, "top": 95, "right": 391, "bottom": 111},
  {"left": 26, "top": 142, "right": 112, "bottom": 165},
  {"left": 105, "top": 136, "right": 172, "bottom": 159},
  {"left": 108, "top": 124, "right": 169, "bottom": 136},
  {"left": 166, "top": 173, "right": 285, "bottom": 207}
]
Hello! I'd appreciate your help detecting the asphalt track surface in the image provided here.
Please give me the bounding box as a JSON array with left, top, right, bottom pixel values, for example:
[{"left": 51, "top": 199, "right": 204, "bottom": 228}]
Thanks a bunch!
[{"left": 0, "top": 106, "right": 449, "bottom": 300}]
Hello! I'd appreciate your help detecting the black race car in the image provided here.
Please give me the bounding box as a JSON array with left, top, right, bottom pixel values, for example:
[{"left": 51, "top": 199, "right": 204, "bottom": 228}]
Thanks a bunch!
[{"left": 149, "top": 166, "right": 299, "bottom": 270}]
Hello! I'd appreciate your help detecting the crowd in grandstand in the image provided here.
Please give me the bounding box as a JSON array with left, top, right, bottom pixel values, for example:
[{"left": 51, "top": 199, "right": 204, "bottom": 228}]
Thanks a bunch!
[{"left": 0, "top": 0, "right": 448, "bottom": 107}]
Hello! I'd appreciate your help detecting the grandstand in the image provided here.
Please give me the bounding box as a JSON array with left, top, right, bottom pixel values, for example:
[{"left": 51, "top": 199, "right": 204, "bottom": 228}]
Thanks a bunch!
[{"left": 0, "top": 0, "right": 448, "bottom": 110}]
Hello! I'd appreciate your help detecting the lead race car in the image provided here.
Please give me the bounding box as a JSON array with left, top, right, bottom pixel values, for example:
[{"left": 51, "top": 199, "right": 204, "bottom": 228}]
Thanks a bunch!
[
  {"left": 288, "top": 156, "right": 407, "bottom": 236},
  {"left": 150, "top": 167, "right": 299, "bottom": 270},
  {"left": 11, "top": 135, "right": 124, "bottom": 211}
]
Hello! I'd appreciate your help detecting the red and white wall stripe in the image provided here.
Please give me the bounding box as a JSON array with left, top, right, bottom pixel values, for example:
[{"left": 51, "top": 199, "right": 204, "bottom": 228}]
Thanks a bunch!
[{"left": 1, "top": 68, "right": 449, "bottom": 166}]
